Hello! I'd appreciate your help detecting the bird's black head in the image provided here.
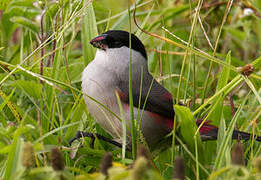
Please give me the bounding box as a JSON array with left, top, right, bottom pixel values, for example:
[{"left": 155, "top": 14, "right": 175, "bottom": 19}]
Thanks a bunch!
[{"left": 90, "top": 30, "right": 147, "bottom": 59}]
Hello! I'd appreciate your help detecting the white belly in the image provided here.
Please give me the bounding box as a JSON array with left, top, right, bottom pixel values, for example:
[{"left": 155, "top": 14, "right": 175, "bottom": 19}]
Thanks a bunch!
[{"left": 81, "top": 61, "right": 126, "bottom": 140}]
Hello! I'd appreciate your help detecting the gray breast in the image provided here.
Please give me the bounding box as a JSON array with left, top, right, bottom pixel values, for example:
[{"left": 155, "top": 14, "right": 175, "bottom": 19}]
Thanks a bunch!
[{"left": 81, "top": 53, "right": 124, "bottom": 140}]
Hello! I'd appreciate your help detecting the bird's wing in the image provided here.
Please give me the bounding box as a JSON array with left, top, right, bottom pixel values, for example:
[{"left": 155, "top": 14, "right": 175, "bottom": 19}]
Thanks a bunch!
[{"left": 117, "top": 73, "right": 175, "bottom": 119}]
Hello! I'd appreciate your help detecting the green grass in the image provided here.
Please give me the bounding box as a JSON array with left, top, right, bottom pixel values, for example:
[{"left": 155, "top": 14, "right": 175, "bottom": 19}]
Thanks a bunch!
[{"left": 0, "top": 0, "right": 261, "bottom": 179}]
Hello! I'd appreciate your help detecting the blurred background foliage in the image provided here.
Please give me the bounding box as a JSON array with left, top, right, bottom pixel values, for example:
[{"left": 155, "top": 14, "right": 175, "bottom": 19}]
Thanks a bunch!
[{"left": 0, "top": 0, "right": 261, "bottom": 179}]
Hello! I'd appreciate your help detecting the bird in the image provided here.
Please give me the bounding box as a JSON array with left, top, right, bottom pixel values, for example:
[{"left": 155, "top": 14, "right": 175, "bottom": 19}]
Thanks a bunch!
[{"left": 78, "top": 30, "right": 261, "bottom": 149}]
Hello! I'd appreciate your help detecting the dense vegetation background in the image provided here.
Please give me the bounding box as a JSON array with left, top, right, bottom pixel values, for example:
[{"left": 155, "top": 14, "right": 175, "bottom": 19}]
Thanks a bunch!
[{"left": 0, "top": 0, "right": 261, "bottom": 179}]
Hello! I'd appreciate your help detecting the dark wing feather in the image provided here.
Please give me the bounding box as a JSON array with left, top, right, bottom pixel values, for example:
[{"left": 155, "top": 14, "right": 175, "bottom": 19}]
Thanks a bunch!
[{"left": 117, "top": 67, "right": 174, "bottom": 119}]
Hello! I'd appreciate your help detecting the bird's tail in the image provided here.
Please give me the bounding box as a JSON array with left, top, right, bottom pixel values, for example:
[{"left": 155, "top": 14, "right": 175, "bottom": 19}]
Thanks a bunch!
[
  {"left": 232, "top": 130, "right": 261, "bottom": 141},
  {"left": 196, "top": 120, "right": 261, "bottom": 142}
]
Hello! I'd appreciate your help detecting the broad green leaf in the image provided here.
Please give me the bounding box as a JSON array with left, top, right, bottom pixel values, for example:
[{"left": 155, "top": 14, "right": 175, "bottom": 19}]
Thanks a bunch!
[
  {"left": 58, "top": 62, "right": 85, "bottom": 83},
  {"left": 148, "top": 4, "right": 192, "bottom": 31},
  {"left": 225, "top": 27, "right": 246, "bottom": 41},
  {"left": 215, "top": 51, "right": 231, "bottom": 160},
  {"left": 4, "top": 127, "right": 25, "bottom": 180},
  {"left": 174, "top": 105, "right": 202, "bottom": 150},
  {"left": 216, "top": 51, "right": 231, "bottom": 91},
  {"left": 9, "top": 16, "right": 39, "bottom": 34},
  {"left": 14, "top": 80, "right": 43, "bottom": 99},
  {"left": 209, "top": 51, "right": 231, "bottom": 125},
  {"left": 81, "top": 1, "right": 98, "bottom": 66},
  {"left": 6, "top": 6, "right": 40, "bottom": 19},
  {"left": 0, "top": 0, "right": 11, "bottom": 10},
  {"left": 7, "top": 0, "right": 35, "bottom": 8}
]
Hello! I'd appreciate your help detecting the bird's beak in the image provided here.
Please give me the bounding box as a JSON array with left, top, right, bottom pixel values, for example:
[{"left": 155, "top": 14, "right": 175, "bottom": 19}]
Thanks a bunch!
[{"left": 90, "top": 34, "right": 107, "bottom": 50}]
